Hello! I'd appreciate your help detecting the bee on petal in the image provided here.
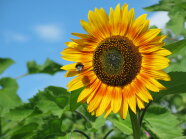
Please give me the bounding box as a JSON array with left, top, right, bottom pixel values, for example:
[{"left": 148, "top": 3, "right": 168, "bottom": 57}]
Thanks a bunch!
[{"left": 75, "top": 63, "right": 84, "bottom": 71}]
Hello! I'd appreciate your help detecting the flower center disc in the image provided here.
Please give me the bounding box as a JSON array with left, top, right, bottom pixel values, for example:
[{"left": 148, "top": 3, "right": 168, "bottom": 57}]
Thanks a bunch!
[{"left": 93, "top": 36, "right": 142, "bottom": 86}]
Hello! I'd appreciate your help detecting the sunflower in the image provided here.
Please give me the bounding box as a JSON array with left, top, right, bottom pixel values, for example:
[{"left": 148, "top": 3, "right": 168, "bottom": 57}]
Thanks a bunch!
[{"left": 61, "top": 3, "right": 171, "bottom": 119}]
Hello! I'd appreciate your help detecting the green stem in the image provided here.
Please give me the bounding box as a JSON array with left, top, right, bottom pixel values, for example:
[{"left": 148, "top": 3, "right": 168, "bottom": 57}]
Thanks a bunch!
[
  {"left": 129, "top": 110, "right": 141, "bottom": 139},
  {"left": 139, "top": 101, "right": 152, "bottom": 126},
  {"left": 74, "top": 110, "right": 90, "bottom": 123},
  {"left": 15, "top": 73, "right": 29, "bottom": 79},
  {"left": 73, "top": 129, "right": 90, "bottom": 139},
  {"left": 103, "top": 129, "right": 114, "bottom": 139}
]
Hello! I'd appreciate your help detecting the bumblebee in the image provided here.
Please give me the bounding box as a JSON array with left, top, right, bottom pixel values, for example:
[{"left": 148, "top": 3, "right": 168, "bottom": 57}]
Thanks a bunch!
[{"left": 75, "top": 62, "right": 84, "bottom": 71}]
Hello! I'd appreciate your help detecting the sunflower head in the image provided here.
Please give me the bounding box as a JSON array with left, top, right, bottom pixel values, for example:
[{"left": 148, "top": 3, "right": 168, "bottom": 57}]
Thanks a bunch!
[{"left": 61, "top": 3, "right": 171, "bottom": 119}]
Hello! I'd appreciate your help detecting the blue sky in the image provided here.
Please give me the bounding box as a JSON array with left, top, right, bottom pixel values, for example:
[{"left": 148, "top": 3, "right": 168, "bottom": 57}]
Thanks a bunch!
[{"left": 0, "top": 0, "right": 168, "bottom": 101}]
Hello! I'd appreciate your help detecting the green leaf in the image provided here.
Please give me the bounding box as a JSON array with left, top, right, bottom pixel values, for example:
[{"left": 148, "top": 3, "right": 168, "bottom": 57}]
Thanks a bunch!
[
  {"left": 27, "top": 59, "right": 63, "bottom": 75},
  {"left": 34, "top": 115, "right": 65, "bottom": 138},
  {"left": 153, "top": 72, "right": 186, "bottom": 100},
  {"left": 144, "top": 106, "right": 183, "bottom": 139},
  {"left": 0, "top": 58, "right": 15, "bottom": 74},
  {"left": 164, "top": 39, "right": 186, "bottom": 72},
  {"left": 109, "top": 116, "right": 132, "bottom": 135},
  {"left": 4, "top": 104, "right": 33, "bottom": 122},
  {"left": 92, "top": 116, "right": 106, "bottom": 130},
  {"left": 174, "top": 137, "right": 186, "bottom": 139},
  {"left": 166, "top": 10, "right": 185, "bottom": 36},
  {"left": 0, "top": 78, "right": 22, "bottom": 114},
  {"left": 70, "top": 88, "right": 83, "bottom": 111},
  {"left": 28, "top": 86, "right": 70, "bottom": 117},
  {"left": 1, "top": 86, "right": 70, "bottom": 138},
  {"left": 144, "top": 0, "right": 173, "bottom": 12},
  {"left": 164, "top": 39, "right": 186, "bottom": 53},
  {"left": 61, "top": 118, "right": 73, "bottom": 132},
  {"left": 10, "top": 123, "right": 38, "bottom": 139}
]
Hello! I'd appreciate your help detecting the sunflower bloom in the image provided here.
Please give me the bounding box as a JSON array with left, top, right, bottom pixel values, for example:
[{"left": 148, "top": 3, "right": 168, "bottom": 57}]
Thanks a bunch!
[{"left": 61, "top": 4, "right": 171, "bottom": 119}]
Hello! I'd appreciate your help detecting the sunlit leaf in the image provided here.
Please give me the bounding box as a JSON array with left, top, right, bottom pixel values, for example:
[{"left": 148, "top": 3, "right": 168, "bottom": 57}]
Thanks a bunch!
[
  {"left": 92, "top": 116, "right": 106, "bottom": 131},
  {"left": 70, "top": 88, "right": 83, "bottom": 111},
  {"left": 144, "top": 0, "right": 171, "bottom": 11},
  {"left": 109, "top": 116, "right": 132, "bottom": 135},
  {"left": 29, "top": 86, "right": 69, "bottom": 117},
  {"left": 164, "top": 39, "right": 186, "bottom": 53},
  {"left": 0, "top": 58, "right": 15, "bottom": 74},
  {"left": 27, "top": 59, "right": 63, "bottom": 75},
  {"left": 153, "top": 72, "right": 186, "bottom": 100},
  {"left": 144, "top": 106, "right": 183, "bottom": 139},
  {"left": 164, "top": 39, "right": 186, "bottom": 72},
  {"left": 0, "top": 78, "right": 22, "bottom": 114},
  {"left": 166, "top": 9, "right": 185, "bottom": 36}
]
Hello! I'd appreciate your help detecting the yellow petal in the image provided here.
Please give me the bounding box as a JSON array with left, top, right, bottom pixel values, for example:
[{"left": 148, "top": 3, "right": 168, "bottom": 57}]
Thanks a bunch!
[
  {"left": 96, "top": 86, "right": 112, "bottom": 116},
  {"left": 64, "top": 71, "right": 79, "bottom": 77},
  {"left": 142, "top": 55, "right": 170, "bottom": 70},
  {"left": 127, "top": 95, "right": 137, "bottom": 114},
  {"left": 65, "top": 41, "right": 78, "bottom": 48},
  {"left": 61, "top": 63, "right": 77, "bottom": 71},
  {"left": 136, "top": 29, "right": 161, "bottom": 46},
  {"left": 77, "top": 87, "right": 92, "bottom": 102},
  {"left": 111, "top": 87, "right": 122, "bottom": 113},
  {"left": 152, "top": 48, "right": 172, "bottom": 56},
  {"left": 128, "top": 14, "right": 149, "bottom": 40},
  {"left": 71, "top": 33, "right": 89, "bottom": 39},
  {"left": 139, "top": 73, "right": 160, "bottom": 92},
  {"left": 137, "top": 97, "right": 145, "bottom": 109},
  {"left": 143, "top": 69, "right": 171, "bottom": 81},
  {"left": 104, "top": 104, "right": 112, "bottom": 118},
  {"left": 120, "top": 4, "right": 129, "bottom": 36},
  {"left": 88, "top": 83, "right": 107, "bottom": 112},
  {"left": 120, "top": 96, "right": 129, "bottom": 119},
  {"left": 67, "top": 71, "right": 95, "bottom": 91}
]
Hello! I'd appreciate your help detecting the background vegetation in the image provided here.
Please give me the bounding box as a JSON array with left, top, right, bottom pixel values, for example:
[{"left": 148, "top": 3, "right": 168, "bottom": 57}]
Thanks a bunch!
[{"left": 0, "top": 0, "right": 186, "bottom": 138}]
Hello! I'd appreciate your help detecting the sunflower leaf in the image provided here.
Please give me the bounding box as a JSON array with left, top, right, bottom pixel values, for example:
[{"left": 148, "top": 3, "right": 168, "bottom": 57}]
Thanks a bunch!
[
  {"left": 0, "top": 58, "right": 15, "bottom": 74},
  {"left": 1, "top": 86, "right": 70, "bottom": 138},
  {"left": 0, "top": 78, "right": 22, "bottom": 115},
  {"left": 70, "top": 88, "right": 83, "bottom": 111},
  {"left": 28, "top": 86, "right": 69, "bottom": 117},
  {"left": 143, "top": 0, "right": 172, "bottom": 12},
  {"left": 109, "top": 116, "right": 132, "bottom": 135},
  {"left": 144, "top": 105, "right": 183, "bottom": 139},
  {"left": 164, "top": 39, "right": 186, "bottom": 72},
  {"left": 34, "top": 115, "right": 66, "bottom": 138},
  {"left": 164, "top": 39, "right": 186, "bottom": 54},
  {"left": 10, "top": 123, "right": 39, "bottom": 139},
  {"left": 153, "top": 72, "right": 186, "bottom": 100},
  {"left": 27, "top": 59, "right": 63, "bottom": 75}
]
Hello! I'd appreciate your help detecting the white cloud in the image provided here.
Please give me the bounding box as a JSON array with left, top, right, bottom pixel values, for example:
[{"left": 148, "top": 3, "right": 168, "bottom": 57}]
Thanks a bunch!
[
  {"left": 5, "top": 32, "right": 29, "bottom": 43},
  {"left": 34, "top": 24, "right": 63, "bottom": 42},
  {"left": 149, "top": 12, "right": 170, "bottom": 29}
]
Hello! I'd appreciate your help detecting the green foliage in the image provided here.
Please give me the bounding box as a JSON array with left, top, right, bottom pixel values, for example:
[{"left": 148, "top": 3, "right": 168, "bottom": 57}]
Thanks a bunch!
[
  {"left": 164, "top": 39, "right": 186, "bottom": 72},
  {"left": 70, "top": 88, "right": 83, "bottom": 111},
  {"left": 0, "top": 58, "right": 15, "bottom": 74},
  {"left": 109, "top": 116, "right": 132, "bottom": 135},
  {"left": 153, "top": 72, "right": 186, "bottom": 100},
  {"left": 144, "top": 0, "right": 186, "bottom": 36},
  {"left": 0, "top": 78, "right": 22, "bottom": 115},
  {"left": 144, "top": 106, "right": 183, "bottom": 139},
  {"left": 27, "top": 59, "right": 63, "bottom": 75}
]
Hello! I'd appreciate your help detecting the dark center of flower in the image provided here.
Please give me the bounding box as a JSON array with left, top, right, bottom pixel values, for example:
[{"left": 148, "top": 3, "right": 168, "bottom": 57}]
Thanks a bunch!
[{"left": 93, "top": 36, "right": 142, "bottom": 86}]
